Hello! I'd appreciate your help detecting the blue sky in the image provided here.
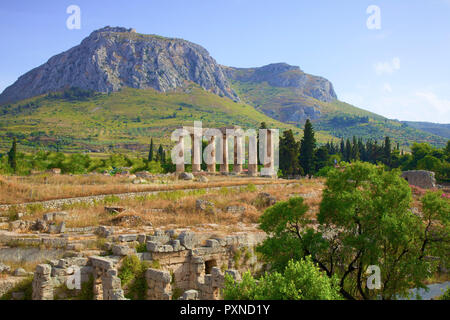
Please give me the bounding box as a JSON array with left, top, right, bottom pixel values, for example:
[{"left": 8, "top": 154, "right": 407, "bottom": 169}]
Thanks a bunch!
[{"left": 1, "top": 0, "right": 449, "bottom": 123}]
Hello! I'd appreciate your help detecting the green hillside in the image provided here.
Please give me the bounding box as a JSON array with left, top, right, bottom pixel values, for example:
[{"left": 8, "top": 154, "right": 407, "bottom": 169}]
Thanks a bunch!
[
  {"left": 0, "top": 85, "right": 335, "bottom": 154},
  {"left": 230, "top": 80, "right": 447, "bottom": 148},
  {"left": 401, "top": 121, "right": 450, "bottom": 140}
]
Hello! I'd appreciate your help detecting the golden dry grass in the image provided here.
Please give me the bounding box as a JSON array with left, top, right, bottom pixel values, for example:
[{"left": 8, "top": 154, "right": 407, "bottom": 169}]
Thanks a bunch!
[
  {"left": 16, "top": 179, "right": 326, "bottom": 232},
  {"left": 0, "top": 174, "right": 297, "bottom": 205}
]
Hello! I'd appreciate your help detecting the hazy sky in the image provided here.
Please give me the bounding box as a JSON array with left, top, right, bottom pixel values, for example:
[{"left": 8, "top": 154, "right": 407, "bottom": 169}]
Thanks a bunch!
[{"left": 1, "top": 0, "right": 449, "bottom": 123}]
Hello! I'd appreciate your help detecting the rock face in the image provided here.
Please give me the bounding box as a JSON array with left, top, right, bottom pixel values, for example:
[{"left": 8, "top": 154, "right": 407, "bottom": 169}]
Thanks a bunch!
[{"left": 0, "top": 26, "right": 239, "bottom": 104}]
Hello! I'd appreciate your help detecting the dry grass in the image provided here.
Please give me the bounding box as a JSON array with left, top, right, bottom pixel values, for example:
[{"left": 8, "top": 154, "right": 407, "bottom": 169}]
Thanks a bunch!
[
  {"left": 15, "top": 179, "right": 326, "bottom": 232},
  {"left": 0, "top": 174, "right": 297, "bottom": 205}
]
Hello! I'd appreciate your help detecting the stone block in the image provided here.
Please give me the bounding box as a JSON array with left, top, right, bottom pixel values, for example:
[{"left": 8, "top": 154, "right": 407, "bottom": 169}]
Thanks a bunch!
[
  {"left": 206, "top": 239, "right": 219, "bottom": 248},
  {"left": 35, "top": 264, "right": 51, "bottom": 275},
  {"left": 112, "top": 244, "right": 136, "bottom": 256},
  {"left": 180, "top": 290, "right": 199, "bottom": 300},
  {"left": 178, "top": 231, "right": 197, "bottom": 249},
  {"left": 118, "top": 234, "right": 138, "bottom": 242}
]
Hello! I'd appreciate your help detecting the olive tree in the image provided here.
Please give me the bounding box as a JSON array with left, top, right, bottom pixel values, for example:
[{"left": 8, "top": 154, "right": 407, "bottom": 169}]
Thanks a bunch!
[{"left": 257, "top": 162, "right": 449, "bottom": 300}]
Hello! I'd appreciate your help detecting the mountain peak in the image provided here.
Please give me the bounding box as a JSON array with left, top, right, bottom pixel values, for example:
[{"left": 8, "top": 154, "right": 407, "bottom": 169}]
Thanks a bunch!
[
  {"left": 224, "top": 62, "right": 337, "bottom": 102},
  {"left": 0, "top": 28, "right": 239, "bottom": 104}
]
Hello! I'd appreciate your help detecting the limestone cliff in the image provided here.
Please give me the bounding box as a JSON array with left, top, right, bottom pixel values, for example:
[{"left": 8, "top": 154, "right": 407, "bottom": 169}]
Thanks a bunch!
[{"left": 0, "top": 27, "right": 239, "bottom": 104}]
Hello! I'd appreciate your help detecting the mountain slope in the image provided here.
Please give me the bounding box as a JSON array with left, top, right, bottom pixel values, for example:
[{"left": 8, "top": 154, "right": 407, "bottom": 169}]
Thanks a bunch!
[
  {"left": 228, "top": 73, "right": 447, "bottom": 147},
  {"left": 401, "top": 121, "right": 450, "bottom": 140},
  {"left": 223, "top": 63, "right": 337, "bottom": 123},
  {"left": 0, "top": 86, "right": 336, "bottom": 153},
  {"left": 0, "top": 26, "right": 239, "bottom": 105},
  {"left": 0, "top": 26, "right": 447, "bottom": 152}
]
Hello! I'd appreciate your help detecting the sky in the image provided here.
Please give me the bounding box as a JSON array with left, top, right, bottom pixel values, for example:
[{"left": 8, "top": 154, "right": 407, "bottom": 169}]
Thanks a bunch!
[{"left": 0, "top": 0, "right": 449, "bottom": 123}]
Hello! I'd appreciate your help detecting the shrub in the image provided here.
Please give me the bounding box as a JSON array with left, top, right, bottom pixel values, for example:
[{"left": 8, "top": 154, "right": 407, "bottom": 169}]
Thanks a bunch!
[
  {"left": 118, "top": 255, "right": 149, "bottom": 300},
  {"left": 223, "top": 257, "right": 342, "bottom": 300},
  {"left": 440, "top": 287, "right": 450, "bottom": 300}
]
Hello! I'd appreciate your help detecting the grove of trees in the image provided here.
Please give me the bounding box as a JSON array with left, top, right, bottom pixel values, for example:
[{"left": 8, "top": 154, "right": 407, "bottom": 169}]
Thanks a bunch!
[{"left": 279, "top": 120, "right": 450, "bottom": 182}]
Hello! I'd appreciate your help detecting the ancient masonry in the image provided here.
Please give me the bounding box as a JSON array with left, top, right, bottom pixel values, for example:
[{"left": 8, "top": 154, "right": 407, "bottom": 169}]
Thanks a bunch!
[
  {"left": 401, "top": 170, "right": 437, "bottom": 189},
  {"left": 175, "top": 126, "right": 276, "bottom": 177},
  {"left": 11, "top": 228, "right": 264, "bottom": 300}
]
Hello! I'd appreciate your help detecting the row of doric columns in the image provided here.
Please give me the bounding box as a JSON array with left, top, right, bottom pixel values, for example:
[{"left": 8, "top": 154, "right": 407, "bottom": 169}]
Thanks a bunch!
[{"left": 175, "top": 126, "right": 275, "bottom": 176}]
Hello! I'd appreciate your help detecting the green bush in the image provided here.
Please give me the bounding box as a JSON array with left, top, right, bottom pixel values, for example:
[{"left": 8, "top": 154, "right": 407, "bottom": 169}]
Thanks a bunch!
[
  {"left": 315, "top": 166, "right": 334, "bottom": 178},
  {"left": 223, "top": 257, "right": 342, "bottom": 300},
  {"left": 118, "top": 255, "right": 149, "bottom": 300},
  {"left": 440, "top": 287, "right": 450, "bottom": 300}
]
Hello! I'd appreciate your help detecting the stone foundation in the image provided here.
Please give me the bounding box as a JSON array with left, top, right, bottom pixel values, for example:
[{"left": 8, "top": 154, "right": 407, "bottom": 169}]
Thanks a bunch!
[{"left": 23, "top": 229, "right": 264, "bottom": 300}]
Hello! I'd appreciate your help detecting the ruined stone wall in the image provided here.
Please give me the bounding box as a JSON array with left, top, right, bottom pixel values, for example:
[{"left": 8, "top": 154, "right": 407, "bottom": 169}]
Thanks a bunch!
[
  {"left": 25, "top": 228, "right": 264, "bottom": 300},
  {"left": 145, "top": 268, "right": 172, "bottom": 300}
]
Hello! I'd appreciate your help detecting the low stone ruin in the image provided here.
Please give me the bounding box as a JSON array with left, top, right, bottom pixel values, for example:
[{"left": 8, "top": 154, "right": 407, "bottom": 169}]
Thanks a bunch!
[
  {"left": 1, "top": 225, "right": 264, "bottom": 300},
  {"left": 401, "top": 170, "right": 437, "bottom": 189}
]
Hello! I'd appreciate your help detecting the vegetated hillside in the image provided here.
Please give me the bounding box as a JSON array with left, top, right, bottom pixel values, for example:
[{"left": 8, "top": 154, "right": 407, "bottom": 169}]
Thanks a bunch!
[
  {"left": 0, "top": 26, "right": 445, "bottom": 151},
  {"left": 229, "top": 78, "right": 447, "bottom": 148},
  {"left": 401, "top": 121, "right": 450, "bottom": 140},
  {"left": 0, "top": 86, "right": 336, "bottom": 153}
]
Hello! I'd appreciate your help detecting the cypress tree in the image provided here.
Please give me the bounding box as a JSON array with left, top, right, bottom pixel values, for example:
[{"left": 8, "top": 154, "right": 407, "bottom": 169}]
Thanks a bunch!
[
  {"left": 158, "top": 144, "right": 165, "bottom": 163},
  {"left": 345, "top": 139, "right": 352, "bottom": 162},
  {"left": 148, "top": 138, "right": 154, "bottom": 162},
  {"left": 8, "top": 137, "right": 17, "bottom": 173},
  {"left": 279, "top": 129, "right": 301, "bottom": 176},
  {"left": 299, "top": 119, "right": 316, "bottom": 176},
  {"left": 351, "top": 136, "right": 359, "bottom": 160},
  {"left": 384, "top": 136, "right": 392, "bottom": 166}
]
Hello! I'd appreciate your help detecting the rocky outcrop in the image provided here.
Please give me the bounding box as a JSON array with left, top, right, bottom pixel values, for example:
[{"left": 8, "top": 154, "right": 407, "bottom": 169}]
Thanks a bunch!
[{"left": 0, "top": 26, "right": 239, "bottom": 104}]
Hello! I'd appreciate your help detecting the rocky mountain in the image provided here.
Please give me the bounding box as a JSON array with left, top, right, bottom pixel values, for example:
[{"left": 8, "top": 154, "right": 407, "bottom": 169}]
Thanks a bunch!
[
  {"left": 0, "top": 26, "right": 239, "bottom": 104},
  {"left": 0, "top": 26, "right": 446, "bottom": 151},
  {"left": 223, "top": 63, "right": 337, "bottom": 102},
  {"left": 223, "top": 63, "right": 337, "bottom": 123}
]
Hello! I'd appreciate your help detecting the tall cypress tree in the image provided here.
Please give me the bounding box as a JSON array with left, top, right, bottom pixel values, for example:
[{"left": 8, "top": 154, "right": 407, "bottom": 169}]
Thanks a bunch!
[
  {"left": 279, "top": 129, "right": 301, "bottom": 176},
  {"left": 8, "top": 137, "right": 17, "bottom": 173},
  {"left": 158, "top": 144, "right": 165, "bottom": 163},
  {"left": 351, "top": 136, "right": 359, "bottom": 160},
  {"left": 384, "top": 136, "right": 392, "bottom": 166},
  {"left": 148, "top": 138, "right": 154, "bottom": 162},
  {"left": 345, "top": 139, "right": 352, "bottom": 162},
  {"left": 299, "top": 119, "right": 316, "bottom": 176}
]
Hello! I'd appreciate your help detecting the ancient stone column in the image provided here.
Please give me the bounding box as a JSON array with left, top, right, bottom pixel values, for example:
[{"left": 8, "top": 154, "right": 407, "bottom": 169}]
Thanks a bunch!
[
  {"left": 176, "top": 135, "right": 185, "bottom": 173},
  {"left": 248, "top": 132, "right": 258, "bottom": 176},
  {"left": 32, "top": 264, "right": 53, "bottom": 300},
  {"left": 262, "top": 129, "right": 275, "bottom": 176},
  {"left": 93, "top": 267, "right": 104, "bottom": 300},
  {"left": 233, "top": 135, "right": 243, "bottom": 174},
  {"left": 207, "top": 136, "right": 216, "bottom": 173},
  {"left": 220, "top": 135, "right": 229, "bottom": 173},
  {"left": 191, "top": 134, "right": 201, "bottom": 173}
]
